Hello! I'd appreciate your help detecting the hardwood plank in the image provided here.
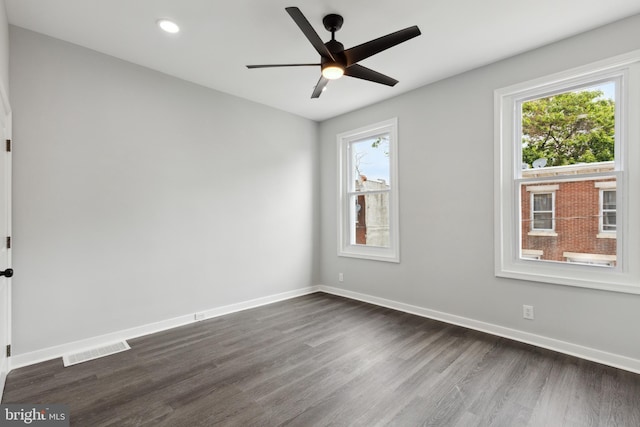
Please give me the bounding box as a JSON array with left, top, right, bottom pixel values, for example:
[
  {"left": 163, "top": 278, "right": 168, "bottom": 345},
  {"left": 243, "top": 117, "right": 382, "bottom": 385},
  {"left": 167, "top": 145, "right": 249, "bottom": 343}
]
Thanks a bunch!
[{"left": 3, "top": 292, "right": 640, "bottom": 426}]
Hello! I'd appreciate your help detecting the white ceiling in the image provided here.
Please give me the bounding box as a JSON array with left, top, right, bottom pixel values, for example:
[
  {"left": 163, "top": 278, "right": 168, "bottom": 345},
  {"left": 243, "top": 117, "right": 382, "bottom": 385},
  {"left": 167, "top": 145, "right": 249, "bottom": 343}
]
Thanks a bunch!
[{"left": 6, "top": 0, "right": 640, "bottom": 122}]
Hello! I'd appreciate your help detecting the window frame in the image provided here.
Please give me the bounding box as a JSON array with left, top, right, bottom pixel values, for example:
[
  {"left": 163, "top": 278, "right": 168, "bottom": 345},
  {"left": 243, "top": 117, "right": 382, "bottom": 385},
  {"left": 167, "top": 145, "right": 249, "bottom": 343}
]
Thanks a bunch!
[
  {"left": 494, "top": 50, "right": 640, "bottom": 294},
  {"left": 337, "top": 118, "right": 400, "bottom": 263}
]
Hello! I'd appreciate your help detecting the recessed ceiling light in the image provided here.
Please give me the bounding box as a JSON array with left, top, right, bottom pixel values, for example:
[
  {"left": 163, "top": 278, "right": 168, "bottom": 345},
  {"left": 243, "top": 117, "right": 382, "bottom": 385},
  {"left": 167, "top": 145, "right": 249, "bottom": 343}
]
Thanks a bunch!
[{"left": 157, "top": 19, "right": 180, "bottom": 34}]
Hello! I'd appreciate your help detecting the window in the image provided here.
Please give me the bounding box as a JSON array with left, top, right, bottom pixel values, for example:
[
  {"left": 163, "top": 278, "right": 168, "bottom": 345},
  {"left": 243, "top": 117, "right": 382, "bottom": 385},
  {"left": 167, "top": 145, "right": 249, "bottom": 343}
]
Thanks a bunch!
[
  {"left": 495, "top": 50, "right": 640, "bottom": 293},
  {"left": 532, "top": 193, "right": 553, "bottom": 231},
  {"left": 601, "top": 190, "right": 616, "bottom": 231},
  {"left": 598, "top": 183, "right": 616, "bottom": 235},
  {"left": 338, "top": 118, "right": 399, "bottom": 262},
  {"left": 525, "top": 186, "right": 558, "bottom": 235}
]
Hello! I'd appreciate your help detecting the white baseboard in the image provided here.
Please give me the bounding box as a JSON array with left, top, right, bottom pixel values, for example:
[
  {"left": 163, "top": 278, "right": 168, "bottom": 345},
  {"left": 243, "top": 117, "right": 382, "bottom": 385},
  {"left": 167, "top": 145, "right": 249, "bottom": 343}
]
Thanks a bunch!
[
  {"left": 9, "top": 286, "right": 320, "bottom": 371},
  {"left": 10, "top": 284, "right": 640, "bottom": 376},
  {"left": 317, "top": 285, "right": 640, "bottom": 375}
]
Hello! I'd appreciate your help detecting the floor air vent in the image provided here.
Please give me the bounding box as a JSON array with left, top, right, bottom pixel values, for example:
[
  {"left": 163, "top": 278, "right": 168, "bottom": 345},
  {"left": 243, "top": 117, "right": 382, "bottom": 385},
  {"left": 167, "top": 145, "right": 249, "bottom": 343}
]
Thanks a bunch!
[{"left": 63, "top": 341, "right": 131, "bottom": 367}]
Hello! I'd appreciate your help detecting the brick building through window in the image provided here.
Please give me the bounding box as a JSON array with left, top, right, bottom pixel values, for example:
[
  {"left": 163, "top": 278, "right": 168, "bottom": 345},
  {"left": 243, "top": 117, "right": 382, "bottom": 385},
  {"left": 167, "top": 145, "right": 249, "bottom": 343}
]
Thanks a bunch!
[{"left": 520, "top": 162, "right": 616, "bottom": 266}]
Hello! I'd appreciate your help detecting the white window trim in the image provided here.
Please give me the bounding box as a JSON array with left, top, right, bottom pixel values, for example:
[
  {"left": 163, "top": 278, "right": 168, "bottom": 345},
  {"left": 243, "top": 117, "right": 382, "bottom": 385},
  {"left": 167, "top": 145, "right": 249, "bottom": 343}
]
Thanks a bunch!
[
  {"left": 337, "top": 118, "right": 399, "bottom": 263},
  {"left": 494, "top": 50, "right": 640, "bottom": 294}
]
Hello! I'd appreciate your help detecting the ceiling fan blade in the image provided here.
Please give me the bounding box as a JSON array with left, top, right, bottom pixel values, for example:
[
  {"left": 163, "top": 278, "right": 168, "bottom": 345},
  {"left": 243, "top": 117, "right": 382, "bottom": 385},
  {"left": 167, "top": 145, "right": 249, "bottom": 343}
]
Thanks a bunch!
[
  {"left": 344, "top": 26, "right": 421, "bottom": 65},
  {"left": 344, "top": 64, "right": 398, "bottom": 86},
  {"left": 285, "top": 7, "right": 335, "bottom": 61},
  {"left": 247, "top": 63, "right": 320, "bottom": 69},
  {"left": 311, "top": 76, "right": 329, "bottom": 98}
]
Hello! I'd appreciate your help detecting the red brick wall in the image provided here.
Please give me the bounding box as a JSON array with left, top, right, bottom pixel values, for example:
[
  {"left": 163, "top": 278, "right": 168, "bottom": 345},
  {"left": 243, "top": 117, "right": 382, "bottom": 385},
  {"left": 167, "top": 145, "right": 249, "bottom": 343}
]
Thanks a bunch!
[{"left": 521, "top": 178, "right": 616, "bottom": 262}]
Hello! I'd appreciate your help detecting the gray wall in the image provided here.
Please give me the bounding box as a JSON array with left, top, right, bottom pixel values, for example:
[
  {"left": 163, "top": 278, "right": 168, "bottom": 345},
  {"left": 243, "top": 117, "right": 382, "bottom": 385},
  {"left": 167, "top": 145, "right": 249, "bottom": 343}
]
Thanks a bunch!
[
  {"left": 10, "top": 26, "right": 319, "bottom": 355},
  {"left": 0, "top": 0, "right": 7, "bottom": 95},
  {"left": 319, "top": 14, "right": 640, "bottom": 360}
]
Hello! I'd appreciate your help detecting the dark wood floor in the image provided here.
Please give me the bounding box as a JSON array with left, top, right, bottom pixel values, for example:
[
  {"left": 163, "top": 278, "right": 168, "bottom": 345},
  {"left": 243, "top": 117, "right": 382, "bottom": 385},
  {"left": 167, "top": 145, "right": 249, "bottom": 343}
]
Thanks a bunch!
[{"left": 3, "top": 292, "right": 640, "bottom": 426}]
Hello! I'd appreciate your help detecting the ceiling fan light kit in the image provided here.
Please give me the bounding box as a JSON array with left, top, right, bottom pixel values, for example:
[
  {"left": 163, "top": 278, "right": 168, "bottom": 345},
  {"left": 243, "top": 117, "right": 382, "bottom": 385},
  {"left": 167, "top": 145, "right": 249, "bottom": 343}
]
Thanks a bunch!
[
  {"left": 247, "top": 7, "right": 421, "bottom": 98},
  {"left": 321, "top": 64, "right": 344, "bottom": 80}
]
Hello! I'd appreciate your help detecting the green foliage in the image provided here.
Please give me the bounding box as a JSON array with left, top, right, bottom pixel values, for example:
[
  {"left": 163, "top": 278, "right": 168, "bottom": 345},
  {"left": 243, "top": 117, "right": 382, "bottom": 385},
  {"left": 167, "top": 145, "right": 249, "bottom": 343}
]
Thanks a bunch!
[
  {"left": 521, "top": 90, "right": 615, "bottom": 167},
  {"left": 371, "top": 136, "right": 389, "bottom": 156}
]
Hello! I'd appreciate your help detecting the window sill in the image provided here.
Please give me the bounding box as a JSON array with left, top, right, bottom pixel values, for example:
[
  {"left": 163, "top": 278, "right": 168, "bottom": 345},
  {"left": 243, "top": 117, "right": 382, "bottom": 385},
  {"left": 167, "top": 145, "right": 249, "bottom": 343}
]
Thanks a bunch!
[
  {"left": 496, "top": 266, "right": 640, "bottom": 294},
  {"left": 528, "top": 231, "right": 558, "bottom": 237},
  {"left": 597, "top": 233, "right": 616, "bottom": 239},
  {"left": 338, "top": 246, "right": 400, "bottom": 263},
  {"left": 522, "top": 249, "right": 543, "bottom": 256}
]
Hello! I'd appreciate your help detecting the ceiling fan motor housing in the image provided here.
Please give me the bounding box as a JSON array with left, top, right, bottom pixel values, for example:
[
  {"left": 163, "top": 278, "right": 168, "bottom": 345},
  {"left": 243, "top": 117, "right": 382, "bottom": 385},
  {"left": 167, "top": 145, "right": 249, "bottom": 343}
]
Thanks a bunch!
[
  {"left": 323, "top": 14, "right": 344, "bottom": 33},
  {"left": 323, "top": 39, "right": 346, "bottom": 68}
]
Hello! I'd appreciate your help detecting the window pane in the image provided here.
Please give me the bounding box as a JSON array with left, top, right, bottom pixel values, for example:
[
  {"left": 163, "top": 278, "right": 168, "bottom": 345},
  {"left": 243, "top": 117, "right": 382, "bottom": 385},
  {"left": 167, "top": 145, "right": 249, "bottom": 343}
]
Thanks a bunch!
[
  {"left": 603, "top": 190, "right": 616, "bottom": 209},
  {"left": 603, "top": 212, "right": 616, "bottom": 230},
  {"left": 602, "top": 190, "right": 616, "bottom": 232},
  {"left": 521, "top": 82, "right": 615, "bottom": 170},
  {"left": 349, "top": 193, "right": 390, "bottom": 248},
  {"left": 520, "top": 176, "right": 616, "bottom": 266},
  {"left": 533, "top": 212, "right": 553, "bottom": 230},
  {"left": 533, "top": 194, "right": 552, "bottom": 211},
  {"left": 350, "top": 135, "right": 390, "bottom": 192}
]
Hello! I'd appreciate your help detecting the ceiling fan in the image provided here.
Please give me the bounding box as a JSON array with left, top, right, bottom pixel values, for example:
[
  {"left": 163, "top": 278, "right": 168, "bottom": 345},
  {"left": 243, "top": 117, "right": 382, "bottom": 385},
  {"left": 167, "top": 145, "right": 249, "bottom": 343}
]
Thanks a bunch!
[{"left": 246, "top": 7, "right": 421, "bottom": 98}]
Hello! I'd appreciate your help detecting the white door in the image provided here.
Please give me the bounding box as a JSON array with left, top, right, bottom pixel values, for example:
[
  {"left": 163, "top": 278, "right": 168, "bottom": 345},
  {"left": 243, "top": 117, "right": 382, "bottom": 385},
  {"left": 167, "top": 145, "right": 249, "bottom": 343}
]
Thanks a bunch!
[{"left": 0, "top": 86, "right": 11, "bottom": 393}]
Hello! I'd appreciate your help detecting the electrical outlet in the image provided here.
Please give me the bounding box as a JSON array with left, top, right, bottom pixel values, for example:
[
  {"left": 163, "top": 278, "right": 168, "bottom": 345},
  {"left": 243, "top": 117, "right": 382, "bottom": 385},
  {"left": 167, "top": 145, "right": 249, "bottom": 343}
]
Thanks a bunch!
[
  {"left": 194, "top": 312, "right": 206, "bottom": 321},
  {"left": 338, "top": 273, "right": 344, "bottom": 282},
  {"left": 523, "top": 305, "right": 534, "bottom": 320}
]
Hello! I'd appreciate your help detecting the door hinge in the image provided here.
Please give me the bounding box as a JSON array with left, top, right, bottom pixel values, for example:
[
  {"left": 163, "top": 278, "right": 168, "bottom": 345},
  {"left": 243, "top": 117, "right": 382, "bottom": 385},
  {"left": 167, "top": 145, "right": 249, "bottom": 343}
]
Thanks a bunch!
[
  {"left": 5, "top": 139, "right": 10, "bottom": 152},
  {"left": 6, "top": 236, "right": 10, "bottom": 249},
  {"left": 6, "top": 344, "right": 10, "bottom": 357}
]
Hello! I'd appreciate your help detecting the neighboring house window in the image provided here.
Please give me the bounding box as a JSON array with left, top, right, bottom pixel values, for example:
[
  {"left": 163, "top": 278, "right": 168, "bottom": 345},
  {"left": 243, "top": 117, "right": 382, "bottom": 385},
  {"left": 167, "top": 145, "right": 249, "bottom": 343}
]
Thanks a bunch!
[
  {"left": 525, "top": 185, "right": 559, "bottom": 235},
  {"left": 601, "top": 190, "right": 616, "bottom": 232},
  {"left": 338, "top": 118, "right": 399, "bottom": 262},
  {"left": 532, "top": 193, "right": 554, "bottom": 231},
  {"left": 494, "top": 50, "right": 640, "bottom": 293},
  {"left": 596, "top": 181, "right": 616, "bottom": 236}
]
